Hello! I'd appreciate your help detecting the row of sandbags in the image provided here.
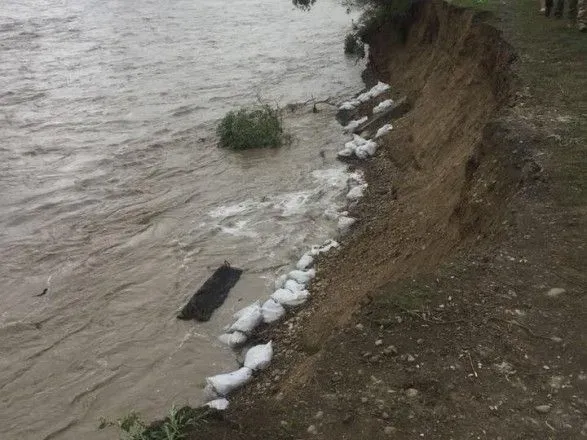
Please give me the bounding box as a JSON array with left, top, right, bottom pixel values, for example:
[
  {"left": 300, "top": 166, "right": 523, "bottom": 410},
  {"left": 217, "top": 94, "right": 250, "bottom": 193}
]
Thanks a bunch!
[
  {"left": 204, "top": 239, "right": 340, "bottom": 404},
  {"left": 202, "top": 84, "right": 391, "bottom": 409}
]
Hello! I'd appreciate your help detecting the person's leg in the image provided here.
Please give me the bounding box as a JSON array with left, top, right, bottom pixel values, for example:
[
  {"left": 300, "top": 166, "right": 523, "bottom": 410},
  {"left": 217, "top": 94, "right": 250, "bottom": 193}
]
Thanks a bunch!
[
  {"left": 545, "top": 0, "right": 554, "bottom": 15},
  {"left": 577, "top": 0, "right": 586, "bottom": 30},
  {"left": 569, "top": 0, "right": 578, "bottom": 19},
  {"left": 555, "top": 0, "right": 565, "bottom": 17}
]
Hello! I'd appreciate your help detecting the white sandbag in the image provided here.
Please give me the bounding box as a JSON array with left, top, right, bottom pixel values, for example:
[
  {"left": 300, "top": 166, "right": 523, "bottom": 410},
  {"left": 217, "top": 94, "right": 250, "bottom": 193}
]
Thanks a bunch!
[
  {"left": 296, "top": 254, "right": 314, "bottom": 270},
  {"left": 352, "top": 134, "right": 368, "bottom": 145},
  {"left": 344, "top": 139, "right": 359, "bottom": 151},
  {"left": 337, "top": 146, "right": 355, "bottom": 158},
  {"left": 205, "top": 398, "right": 229, "bottom": 410},
  {"left": 271, "top": 288, "right": 310, "bottom": 306},
  {"left": 218, "top": 331, "right": 248, "bottom": 347},
  {"left": 338, "top": 216, "right": 357, "bottom": 233},
  {"left": 261, "top": 299, "right": 285, "bottom": 323},
  {"left": 342, "top": 116, "right": 368, "bottom": 133},
  {"left": 285, "top": 278, "right": 305, "bottom": 292},
  {"left": 233, "top": 300, "right": 261, "bottom": 320},
  {"left": 375, "top": 123, "right": 393, "bottom": 139},
  {"left": 373, "top": 99, "right": 394, "bottom": 114},
  {"left": 244, "top": 341, "right": 273, "bottom": 370},
  {"left": 319, "top": 239, "right": 339, "bottom": 253},
  {"left": 369, "top": 81, "right": 391, "bottom": 98},
  {"left": 308, "top": 239, "right": 340, "bottom": 256},
  {"left": 229, "top": 304, "right": 263, "bottom": 334},
  {"left": 288, "top": 269, "right": 316, "bottom": 284},
  {"left": 355, "top": 140, "right": 378, "bottom": 159},
  {"left": 339, "top": 101, "right": 355, "bottom": 110},
  {"left": 274, "top": 274, "right": 288, "bottom": 289},
  {"left": 206, "top": 367, "right": 252, "bottom": 396},
  {"left": 347, "top": 184, "right": 366, "bottom": 201}
]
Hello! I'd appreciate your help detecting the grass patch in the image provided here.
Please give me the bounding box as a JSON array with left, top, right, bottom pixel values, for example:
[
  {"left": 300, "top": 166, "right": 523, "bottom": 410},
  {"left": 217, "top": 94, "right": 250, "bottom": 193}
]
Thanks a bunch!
[
  {"left": 375, "top": 279, "right": 434, "bottom": 311},
  {"left": 101, "top": 406, "right": 212, "bottom": 440},
  {"left": 217, "top": 104, "right": 285, "bottom": 150},
  {"left": 344, "top": 32, "right": 366, "bottom": 58}
]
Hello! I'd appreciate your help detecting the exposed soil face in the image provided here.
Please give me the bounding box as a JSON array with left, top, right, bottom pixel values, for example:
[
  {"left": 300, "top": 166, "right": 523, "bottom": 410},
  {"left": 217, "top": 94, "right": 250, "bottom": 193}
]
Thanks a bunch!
[{"left": 166, "top": 1, "right": 587, "bottom": 439}]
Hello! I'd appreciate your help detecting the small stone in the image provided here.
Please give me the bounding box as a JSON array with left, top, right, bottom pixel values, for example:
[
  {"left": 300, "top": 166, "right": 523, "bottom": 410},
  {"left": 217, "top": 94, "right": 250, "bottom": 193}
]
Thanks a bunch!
[
  {"left": 375, "top": 339, "right": 383, "bottom": 346},
  {"left": 407, "top": 354, "right": 416, "bottom": 362},
  {"left": 307, "top": 424, "right": 318, "bottom": 435},
  {"left": 314, "top": 411, "right": 324, "bottom": 420},
  {"left": 547, "top": 287, "right": 566, "bottom": 297},
  {"left": 356, "top": 323, "right": 364, "bottom": 331},
  {"left": 550, "top": 336, "right": 563, "bottom": 343},
  {"left": 343, "top": 414, "right": 353, "bottom": 424},
  {"left": 361, "top": 397, "right": 369, "bottom": 403},
  {"left": 406, "top": 388, "right": 419, "bottom": 398},
  {"left": 382, "top": 412, "right": 390, "bottom": 420},
  {"left": 280, "top": 420, "right": 288, "bottom": 427},
  {"left": 535, "top": 405, "right": 551, "bottom": 414},
  {"left": 384, "top": 426, "right": 396, "bottom": 435},
  {"left": 383, "top": 345, "right": 398, "bottom": 355}
]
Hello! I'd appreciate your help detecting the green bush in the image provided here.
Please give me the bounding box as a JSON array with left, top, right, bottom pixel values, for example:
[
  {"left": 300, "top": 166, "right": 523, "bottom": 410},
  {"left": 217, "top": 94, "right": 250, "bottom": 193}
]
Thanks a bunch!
[
  {"left": 217, "top": 105, "right": 284, "bottom": 150},
  {"left": 344, "top": 33, "right": 366, "bottom": 58},
  {"left": 356, "top": 0, "right": 416, "bottom": 40},
  {"left": 105, "top": 406, "right": 210, "bottom": 440}
]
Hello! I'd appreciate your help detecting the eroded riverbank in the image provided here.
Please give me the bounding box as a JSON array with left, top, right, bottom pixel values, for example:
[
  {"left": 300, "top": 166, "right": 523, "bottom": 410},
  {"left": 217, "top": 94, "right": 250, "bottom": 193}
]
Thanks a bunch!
[{"left": 154, "top": 0, "right": 587, "bottom": 438}]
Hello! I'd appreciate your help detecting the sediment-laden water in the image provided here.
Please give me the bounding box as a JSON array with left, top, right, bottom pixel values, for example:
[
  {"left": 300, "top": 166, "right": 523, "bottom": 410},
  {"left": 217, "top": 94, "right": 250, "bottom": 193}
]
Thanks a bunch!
[{"left": 0, "top": 0, "right": 362, "bottom": 438}]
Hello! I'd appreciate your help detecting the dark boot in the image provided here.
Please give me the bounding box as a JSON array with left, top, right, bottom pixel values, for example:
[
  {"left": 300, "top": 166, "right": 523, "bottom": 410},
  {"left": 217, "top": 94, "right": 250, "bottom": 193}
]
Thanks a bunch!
[
  {"left": 569, "top": 0, "right": 578, "bottom": 19},
  {"left": 555, "top": 0, "right": 565, "bottom": 17},
  {"left": 545, "top": 0, "right": 553, "bottom": 15}
]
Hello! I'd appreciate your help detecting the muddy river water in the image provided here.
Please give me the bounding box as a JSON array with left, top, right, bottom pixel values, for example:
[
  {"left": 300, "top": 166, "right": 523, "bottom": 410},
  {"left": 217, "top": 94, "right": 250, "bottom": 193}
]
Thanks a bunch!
[{"left": 0, "top": 0, "right": 363, "bottom": 438}]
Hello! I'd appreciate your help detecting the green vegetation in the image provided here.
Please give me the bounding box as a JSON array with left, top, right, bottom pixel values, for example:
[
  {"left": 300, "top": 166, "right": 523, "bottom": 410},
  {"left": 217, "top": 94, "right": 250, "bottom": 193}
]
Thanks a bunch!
[
  {"left": 100, "top": 406, "right": 211, "bottom": 440},
  {"left": 217, "top": 104, "right": 285, "bottom": 150},
  {"left": 344, "top": 32, "right": 366, "bottom": 57}
]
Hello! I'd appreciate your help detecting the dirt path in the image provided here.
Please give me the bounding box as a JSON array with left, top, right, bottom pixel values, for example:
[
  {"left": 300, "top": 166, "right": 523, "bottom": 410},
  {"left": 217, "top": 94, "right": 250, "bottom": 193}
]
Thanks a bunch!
[{"left": 134, "top": 1, "right": 586, "bottom": 439}]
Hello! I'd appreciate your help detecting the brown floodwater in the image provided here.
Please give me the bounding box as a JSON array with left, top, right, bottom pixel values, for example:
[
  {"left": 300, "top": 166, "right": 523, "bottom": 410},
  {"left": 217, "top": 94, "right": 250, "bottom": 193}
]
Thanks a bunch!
[{"left": 0, "top": 0, "right": 363, "bottom": 438}]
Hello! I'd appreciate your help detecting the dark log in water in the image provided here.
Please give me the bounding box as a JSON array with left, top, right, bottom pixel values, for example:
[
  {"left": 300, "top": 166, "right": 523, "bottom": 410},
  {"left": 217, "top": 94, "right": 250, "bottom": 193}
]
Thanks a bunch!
[{"left": 177, "top": 262, "right": 243, "bottom": 322}]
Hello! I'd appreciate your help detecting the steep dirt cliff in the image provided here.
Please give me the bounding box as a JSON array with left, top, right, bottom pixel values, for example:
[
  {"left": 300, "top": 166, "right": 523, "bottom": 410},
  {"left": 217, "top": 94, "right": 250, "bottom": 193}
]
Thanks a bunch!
[{"left": 138, "top": 1, "right": 587, "bottom": 438}]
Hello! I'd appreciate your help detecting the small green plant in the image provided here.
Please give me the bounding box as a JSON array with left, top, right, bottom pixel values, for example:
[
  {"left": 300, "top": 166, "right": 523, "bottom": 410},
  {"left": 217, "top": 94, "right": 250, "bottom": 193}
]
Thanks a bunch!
[
  {"left": 344, "top": 32, "right": 366, "bottom": 58},
  {"left": 109, "top": 406, "right": 211, "bottom": 440},
  {"left": 217, "top": 104, "right": 285, "bottom": 150}
]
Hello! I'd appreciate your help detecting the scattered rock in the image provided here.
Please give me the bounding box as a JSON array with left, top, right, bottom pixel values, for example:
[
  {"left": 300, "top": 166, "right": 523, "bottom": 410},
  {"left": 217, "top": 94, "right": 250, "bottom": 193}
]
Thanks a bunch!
[
  {"left": 546, "top": 287, "right": 566, "bottom": 297},
  {"left": 361, "top": 397, "right": 369, "bottom": 403},
  {"left": 535, "top": 404, "right": 551, "bottom": 414},
  {"left": 343, "top": 414, "right": 353, "bottom": 424},
  {"left": 280, "top": 420, "right": 288, "bottom": 427},
  {"left": 549, "top": 376, "right": 565, "bottom": 389},
  {"left": 383, "top": 345, "right": 398, "bottom": 355},
  {"left": 307, "top": 424, "right": 318, "bottom": 435},
  {"left": 356, "top": 323, "right": 365, "bottom": 331},
  {"left": 315, "top": 410, "right": 324, "bottom": 420},
  {"left": 375, "top": 339, "right": 383, "bottom": 346},
  {"left": 382, "top": 412, "right": 390, "bottom": 420},
  {"left": 406, "top": 388, "right": 419, "bottom": 398},
  {"left": 407, "top": 354, "right": 416, "bottom": 362},
  {"left": 384, "top": 426, "right": 396, "bottom": 435}
]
